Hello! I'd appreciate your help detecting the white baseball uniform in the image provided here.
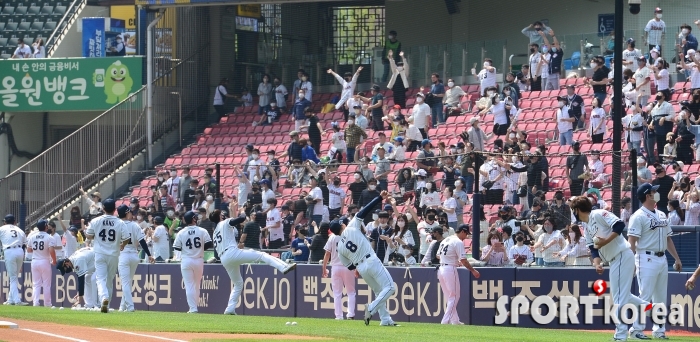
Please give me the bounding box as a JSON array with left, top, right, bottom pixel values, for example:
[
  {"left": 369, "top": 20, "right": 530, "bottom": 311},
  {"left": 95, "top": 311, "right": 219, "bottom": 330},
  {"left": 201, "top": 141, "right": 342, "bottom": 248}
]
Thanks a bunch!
[
  {"left": 152, "top": 224, "right": 170, "bottom": 260},
  {"left": 583, "top": 209, "right": 649, "bottom": 340},
  {"left": 436, "top": 235, "right": 466, "bottom": 324},
  {"left": 173, "top": 225, "right": 212, "bottom": 313},
  {"left": 629, "top": 207, "right": 673, "bottom": 334},
  {"left": 0, "top": 224, "right": 26, "bottom": 304},
  {"left": 27, "top": 231, "right": 55, "bottom": 306},
  {"left": 69, "top": 247, "right": 98, "bottom": 308},
  {"left": 118, "top": 220, "right": 146, "bottom": 312},
  {"left": 324, "top": 233, "right": 356, "bottom": 319},
  {"left": 337, "top": 210, "right": 396, "bottom": 325},
  {"left": 86, "top": 214, "right": 129, "bottom": 307},
  {"left": 63, "top": 232, "right": 79, "bottom": 259},
  {"left": 213, "top": 218, "right": 290, "bottom": 315}
]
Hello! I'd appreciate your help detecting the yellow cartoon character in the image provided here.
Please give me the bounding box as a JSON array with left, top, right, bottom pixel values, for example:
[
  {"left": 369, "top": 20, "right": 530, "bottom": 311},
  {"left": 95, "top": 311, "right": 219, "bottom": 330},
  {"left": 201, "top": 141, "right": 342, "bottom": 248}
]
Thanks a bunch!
[{"left": 96, "top": 60, "right": 133, "bottom": 104}]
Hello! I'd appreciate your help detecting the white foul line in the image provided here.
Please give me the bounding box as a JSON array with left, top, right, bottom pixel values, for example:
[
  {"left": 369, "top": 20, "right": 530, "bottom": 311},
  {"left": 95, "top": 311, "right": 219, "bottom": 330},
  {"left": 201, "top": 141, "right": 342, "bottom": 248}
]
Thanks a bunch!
[
  {"left": 21, "top": 328, "right": 90, "bottom": 342},
  {"left": 95, "top": 328, "right": 187, "bottom": 342}
]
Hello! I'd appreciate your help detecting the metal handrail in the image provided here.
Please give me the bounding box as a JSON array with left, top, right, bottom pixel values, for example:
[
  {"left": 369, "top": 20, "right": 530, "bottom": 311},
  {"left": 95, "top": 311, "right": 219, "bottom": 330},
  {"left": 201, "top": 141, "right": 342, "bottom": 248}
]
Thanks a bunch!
[{"left": 46, "top": 0, "right": 87, "bottom": 57}]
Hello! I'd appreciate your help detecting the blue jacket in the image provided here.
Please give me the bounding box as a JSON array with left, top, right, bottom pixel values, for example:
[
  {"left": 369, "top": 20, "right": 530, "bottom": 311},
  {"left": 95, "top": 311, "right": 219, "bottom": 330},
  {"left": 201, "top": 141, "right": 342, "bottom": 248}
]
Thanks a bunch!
[
  {"left": 302, "top": 145, "right": 320, "bottom": 164},
  {"left": 685, "top": 34, "right": 699, "bottom": 55},
  {"left": 292, "top": 98, "right": 311, "bottom": 120}
]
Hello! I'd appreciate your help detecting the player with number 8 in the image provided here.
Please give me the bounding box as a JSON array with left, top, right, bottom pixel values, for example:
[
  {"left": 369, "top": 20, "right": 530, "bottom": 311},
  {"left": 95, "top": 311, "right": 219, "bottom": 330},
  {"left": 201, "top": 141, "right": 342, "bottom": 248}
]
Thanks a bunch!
[
  {"left": 85, "top": 199, "right": 130, "bottom": 313},
  {"left": 172, "top": 211, "right": 213, "bottom": 313}
]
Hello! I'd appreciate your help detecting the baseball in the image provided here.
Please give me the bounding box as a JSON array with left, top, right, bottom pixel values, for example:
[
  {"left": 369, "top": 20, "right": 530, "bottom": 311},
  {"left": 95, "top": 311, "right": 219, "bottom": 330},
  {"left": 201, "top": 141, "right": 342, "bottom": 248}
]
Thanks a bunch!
[
  {"left": 689, "top": 284, "right": 696, "bottom": 291},
  {"left": 291, "top": 322, "right": 298, "bottom": 325},
  {"left": 286, "top": 322, "right": 291, "bottom": 325},
  {"left": 593, "top": 237, "right": 601, "bottom": 245}
]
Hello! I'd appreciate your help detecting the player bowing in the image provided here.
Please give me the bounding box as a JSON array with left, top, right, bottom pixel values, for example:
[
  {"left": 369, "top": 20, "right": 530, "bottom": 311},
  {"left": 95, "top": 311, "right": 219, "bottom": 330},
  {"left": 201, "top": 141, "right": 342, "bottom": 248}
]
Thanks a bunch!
[
  {"left": 116, "top": 205, "right": 155, "bottom": 312},
  {"left": 628, "top": 183, "right": 681, "bottom": 340},
  {"left": 173, "top": 211, "right": 213, "bottom": 313},
  {"left": 436, "top": 224, "right": 480, "bottom": 325},
  {"left": 56, "top": 247, "right": 99, "bottom": 309},
  {"left": 570, "top": 196, "right": 651, "bottom": 341},
  {"left": 209, "top": 210, "right": 296, "bottom": 315},
  {"left": 336, "top": 190, "right": 399, "bottom": 327}
]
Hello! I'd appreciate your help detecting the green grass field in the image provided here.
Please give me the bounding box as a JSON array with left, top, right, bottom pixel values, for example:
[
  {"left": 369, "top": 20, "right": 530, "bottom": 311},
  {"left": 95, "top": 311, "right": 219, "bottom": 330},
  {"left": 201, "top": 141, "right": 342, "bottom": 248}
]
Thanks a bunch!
[{"left": 1, "top": 306, "right": 699, "bottom": 342}]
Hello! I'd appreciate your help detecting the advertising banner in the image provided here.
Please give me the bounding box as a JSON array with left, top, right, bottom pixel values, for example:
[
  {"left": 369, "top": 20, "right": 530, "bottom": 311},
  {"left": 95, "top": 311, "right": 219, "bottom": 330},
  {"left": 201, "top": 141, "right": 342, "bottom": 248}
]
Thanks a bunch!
[
  {"left": 110, "top": 6, "right": 138, "bottom": 55},
  {"left": 0, "top": 57, "right": 143, "bottom": 112},
  {"left": 2, "top": 260, "right": 700, "bottom": 333}
]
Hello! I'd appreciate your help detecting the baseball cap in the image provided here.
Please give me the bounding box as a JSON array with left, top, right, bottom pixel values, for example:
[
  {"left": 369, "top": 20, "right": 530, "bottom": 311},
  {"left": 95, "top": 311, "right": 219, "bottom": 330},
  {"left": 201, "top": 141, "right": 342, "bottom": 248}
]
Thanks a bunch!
[
  {"left": 421, "top": 139, "right": 432, "bottom": 147},
  {"left": 329, "top": 220, "right": 343, "bottom": 235},
  {"left": 117, "top": 204, "right": 130, "bottom": 218},
  {"left": 655, "top": 166, "right": 665, "bottom": 174},
  {"left": 393, "top": 136, "right": 404, "bottom": 143},
  {"left": 102, "top": 199, "right": 116, "bottom": 212},
  {"left": 432, "top": 227, "right": 444, "bottom": 235},
  {"left": 498, "top": 205, "right": 513, "bottom": 213},
  {"left": 456, "top": 224, "right": 471, "bottom": 234},
  {"left": 36, "top": 219, "right": 48, "bottom": 230},
  {"left": 637, "top": 183, "right": 660, "bottom": 199},
  {"left": 372, "top": 84, "right": 381, "bottom": 91},
  {"left": 245, "top": 144, "right": 254, "bottom": 151},
  {"left": 91, "top": 191, "right": 101, "bottom": 198},
  {"left": 416, "top": 169, "right": 428, "bottom": 177},
  {"left": 637, "top": 56, "right": 646, "bottom": 62},
  {"left": 289, "top": 131, "right": 299, "bottom": 136},
  {"left": 457, "top": 142, "right": 465, "bottom": 148},
  {"left": 184, "top": 211, "right": 196, "bottom": 224},
  {"left": 416, "top": 92, "right": 425, "bottom": 98},
  {"left": 281, "top": 205, "right": 290, "bottom": 211},
  {"left": 469, "top": 117, "right": 479, "bottom": 125},
  {"left": 383, "top": 204, "right": 393, "bottom": 211},
  {"left": 68, "top": 226, "right": 79, "bottom": 233},
  {"left": 130, "top": 197, "right": 139, "bottom": 203},
  {"left": 4, "top": 214, "right": 15, "bottom": 224},
  {"left": 687, "top": 49, "right": 697, "bottom": 59},
  {"left": 154, "top": 216, "right": 164, "bottom": 224},
  {"left": 566, "top": 84, "right": 576, "bottom": 89},
  {"left": 654, "top": 7, "right": 662, "bottom": 13},
  {"left": 259, "top": 179, "right": 270, "bottom": 187},
  {"left": 56, "top": 259, "right": 72, "bottom": 275}
]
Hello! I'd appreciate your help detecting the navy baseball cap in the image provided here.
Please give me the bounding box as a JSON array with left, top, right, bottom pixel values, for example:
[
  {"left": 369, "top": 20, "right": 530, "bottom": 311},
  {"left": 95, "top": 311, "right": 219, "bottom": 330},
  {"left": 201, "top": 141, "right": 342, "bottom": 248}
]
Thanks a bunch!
[
  {"left": 117, "top": 204, "right": 130, "bottom": 218},
  {"left": 68, "top": 225, "right": 79, "bottom": 233},
  {"left": 56, "top": 259, "right": 72, "bottom": 275},
  {"left": 36, "top": 219, "right": 48, "bottom": 230},
  {"left": 456, "top": 224, "right": 471, "bottom": 234},
  {"left": 281, "top": 205, "right": 290, "bottom": 211},
  {"left": 4, "top": 214, "right": 15, "bottom": 224},
  {"left": 154, "top": 216, "right": 164, "bottom": 224},
  {"left": 637, "top": 183, "right": 660, "bottom": 199},
  {"left": 259, "top": 179, "right": 270, "bottom": 187},
  {"left": 383, "top": 204, "right": 393, "bottom": 211},
  {"left": 130, "top": 197, "right": 139, "bottom": 203},
  {"left": 432, "top": 227, "right": 444, "bottom": 235},
  {"left": 246, "top": 144, "right": 254, "bottom": 151},
  {"left": 422, "top": 139, "right": 432, "bottom": 147},
  {"left": 184, "top": 211, "right": 197, "bottom": 224},
  {"left": 329, "top": 220, "right": 342, "bottom": 235},
  {"left": 103, "top": 199, "right": 116, "bottom": 212}
]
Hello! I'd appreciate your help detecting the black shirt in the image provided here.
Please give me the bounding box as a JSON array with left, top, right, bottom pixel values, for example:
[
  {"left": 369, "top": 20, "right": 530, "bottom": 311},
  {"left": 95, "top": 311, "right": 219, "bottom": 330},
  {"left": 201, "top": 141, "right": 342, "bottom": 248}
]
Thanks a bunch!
[
  {"left": 242, "top": 222, "right": 261, "bottom": 249},
  {"left": 348, "top": 181, "right": 367, "bottom": 204},
  {"left": 288, "top": 142, "right": 303, "bottom": 163},
  {"left": 370, "top": 226, "right": 393, "bottom": 262},
  {"left": 358, "top": 189, "right": 381, "bottom": 223},
  {"left": 441, "top": 165, "right": 457, "bottom": 188},
  {"left": 183, "top": 189, "right": 195, "bottom": 210},
  {"left": 549, "top": 48, "right": 563, "bottom": 74},
  {"left": 282, "top": 213, "right": 295, "bottom": 242},
  {"left": 652, "top": 175, "right": 675, "bottom": 213},
  {"left": 592, "top": 67, "right": 609, "bottom": 93},
  {"left": 293, "top": 199, "right": 307, "bottom": 220},
  {"left": 248, "top": 191, "right": 262, "bottom": 206},
  {"left": 371, "top": 93, "right": 384, "bottom": 117},
  {"left": 309, "top": 234, "right": 328, "bottom": 263}
]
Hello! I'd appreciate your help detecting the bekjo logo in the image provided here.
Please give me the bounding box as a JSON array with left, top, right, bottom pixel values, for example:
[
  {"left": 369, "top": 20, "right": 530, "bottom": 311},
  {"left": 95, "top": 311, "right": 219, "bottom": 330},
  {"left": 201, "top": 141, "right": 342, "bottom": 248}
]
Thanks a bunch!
[{"left": 494, "top": 279, "right": 684, "bottom": 325}]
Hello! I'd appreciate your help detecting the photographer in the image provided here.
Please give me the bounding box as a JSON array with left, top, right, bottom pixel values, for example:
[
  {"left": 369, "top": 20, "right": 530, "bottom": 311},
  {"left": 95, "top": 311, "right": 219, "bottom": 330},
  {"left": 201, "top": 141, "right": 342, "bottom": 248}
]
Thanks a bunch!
[
  {"left": 481, "top": 232, "right": 509, "bottom": 266},
  {"left": 549, "top": 190, "right": 572, "bottom": 230}
]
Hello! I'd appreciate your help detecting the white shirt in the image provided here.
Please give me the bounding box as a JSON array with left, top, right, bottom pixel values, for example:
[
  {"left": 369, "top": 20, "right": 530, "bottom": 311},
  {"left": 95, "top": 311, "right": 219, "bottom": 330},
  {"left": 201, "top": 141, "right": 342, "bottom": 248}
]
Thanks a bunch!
[
  {"left": 238, "top": 178, "right": 251, "bottom": 204},
  {"left": 13, "top": 45, "right": 32, "bottom": 58},
  {"left": 417, "top": 220, "right": 440, "bottom": 255},
  {"left": 337, "top": 216, "right": 376, "bottom": 267},
  {"left": 622, "top": 49, "right": 642, "bottom": 72},
  {"left": 274, "top": 84, "right": 288, "bottom": 107},
  {"left": 443, "top": 197, "right": 457, "bottom": 222},
  {"left": 406, "top": 124, "right": 422, "bottom": 141},
  {"left": 683, "top": 201, "right": 700, "bottom": 226},
  {"left": 261, "top": 188, "right": 275, "bottom": 211},
  {"left": 623, "top": 112, "right": 644, "bottom": 142},
  {"left": 247, "top": 159, "right": 263, "bottom": 180},
  {"left": 559, "top": 236, "right": 589, "bottom": 258},
  {"left": 267, "top": 208, "right": 283, "bottom": 241},
  {"left": 86, "top": 215, "right": 129, "bottom": 257},
  {"left": 213, "top": 218, "right": 239, "bottom": 256},
  {"left": 173, "top": 225, "right": 212, "bottom": 259},
  {"left": 419, "top": 191, "right": 441, "bottom": 208},
  {"left": 323, "top": 234, "right": 344, "bottom": 267},
  {"left": 390, "top": 145, "right": 405, "bottom": 162},
  {"left": 332, "top": 131, "right": 347, "bottom": 151},
  {"left": 628, "top": 206, "right": 672, "bottom": 252},
  {"left": 538, "top": 230, "right": 564, "bottom": 262},
  {"left": 410, "top": 103, "right": 431, "bottom": 129},
  {"left": 334, "top": 73, "right": 358, "bottom": 109},
  {"left": 166, "top": 177, "right": 180, "bottom": 199},
  {"left": 392, "top": 230, "right": 414, "bottom": 257},
  {"left": 121, "top": 220, "right": 145, "bottom": 254},
  {"left": 656, "top": 68, "right": 669, "bottom": 91},
  {"left": 372, "top": 142, "right": 394, "bottom": 159},
  {"left": 213, "top": 85, "right": 227, "bottom": 106},
  {"left": 508, "top": 244, "right": 533, "bottom": 266},
  {"left": 300, "top": 81, "right": 313, "bottom": 101},
  {"left": 32, "top": 45, "right": 45, "bottom": 58},
  {"left": 64, "top": 232, "right": 78, "bottom": 259},
  {"left": 590, "top": 108, "right": 606, "bottom": 135},
  {"left": 540, "top": 54, "right": 551, "bottom": 78},
  {"left": 686, "top": 63, "right": 700, "bottom": 89},
  {"left": 27, "top": 231, "right": 55, "bottom": 261},
  {"left": 529, "top": 52, "right": 542, "bottom": 77},
  {"left": 644, "top": 19, "right": 666, "bottom": 45},
  {"left": 478, "top": 67, "right": 497, "bottom": 90},
  {"left": 311, "top": 187, "right": 324, "bottom": 214},
  {"left": 51, "top": 233, "right": 63, "bottom": 259},
  {"left": 650, "top": 101, "right": 674, "bottom": 121},
  {"left": 327, "top": 184, "right": 346, "bottom": 210},
  {"left": 490, "top": 102, "right": 509, "bottom": 125},
  {"left": 69, "top": 247, "right": 96, "bottom": 277},
  {"left": 152, "top": 225, "right": 170, "bottom": 259},
  {"left": 436, "top": 235, "right": 466, "bottom": 265},
  {"left": 583, "top": 209, "right": 629, "bottom": 263},
  {"left": 557, "top": 106, "right": 573, "bottom": 133},
  {"left": 634, "top": 66, "right": 651, "bottom": 96}
]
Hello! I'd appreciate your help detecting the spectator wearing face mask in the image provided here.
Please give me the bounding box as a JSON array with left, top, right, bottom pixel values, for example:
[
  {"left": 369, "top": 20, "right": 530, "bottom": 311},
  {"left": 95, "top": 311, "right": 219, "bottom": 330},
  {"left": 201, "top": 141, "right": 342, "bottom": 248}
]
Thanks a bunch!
[
  {"left": 410, "top": 93, "right": 431, "bottom": 139},
  {"left": 528, "top": 43, "right": 543, "bottom": 91},
  {"left": 443, "top": 79, "right": 466, "bottom": 119},
  {"left": 502, "top": 73, "right": 520, "bottom": 108},
  {"left": 518, "top": 66, "right": 530, "bottom": 91},
  {"left": 355, "top": 85, "right": 384, "bottom": 131},
  {"left": 651, "top": 57, "right": 670, "bottom": 101},
  {"left": 291, "top": 90, "right": 312, "bottom": 132},
  {"left": 679, "top": 24, "right": 699, "bottom": 72},
  {"left": 644, "top": 8, "right": 666, "bottom": 54},
  {"left": 680, "top": 50, "right": 700, "bottom": 92},
  {"left": 481, "top": 232, "right": 508, "bottom": 266},
  {"left": 588, "top": 97, "right": 607, "bottom": 144},
  {"left": 649, "top": 91, "right": 675, "bottom": 158},
  {"left": 541, "top": 31, "right": 562, "bottom": 90},
  {"left": 652, "top": 166, "right": 674, "bottom": 215},
  {"left": 487, "top": 93, "right": 512, "bottom": 137},
  {"left": 622, "top": 39, "right": 642, "bottom": 72},
  {"left": 633, "top": 56, "right": 652, "bottom": 108},
  {"left": 328, "top": 67, "right": 362, "bottom": 117},
  {"left": 522, "top": 21, "right": 552, "bottom": 45},
  {"left": 465, "top": 117, "right": 491, "bottom": 152},
  {"left": 533, "top": 218, "right": 564, "bottom": 267},
  {"left": 566, "top": 142, "right": 589, "bottom": 196},
  {"left": 587, "top": 56, "right": 610, "bottom": 110},
  {"left": 509, "top": 231, "right": 533, "bottom": 267},
  {"left": 12, "top": 38, "right": 33, "bottom": 59},
  {"left": 344, "top": 117, "right": 367, "bottom": 164},
  {"left": 554, "top": 224, "right": 590, "bottom": 266},
  {"left": 556, "top": 96, "right": 575, "bottom": 146},
  {"left": 675, "top": 109, "right": 695, "bottom": 164},
  {"left": 418, "top": 210, "right": 441, "bottom": 261},
  {"left": 472, "top": 59, "right": 497, "bottom": 97},
  {"left": 387, "top": 50, "right": 409, "bottom": 109},
  {"left": 272, "top": 77, "right": 288, "bottom": 113},
  {"left": 257, "top": 74, "right": 273, "bottom": 116},
  {"left": 358, "top": 179, "right": 381, "bottom": 225},
  {"left": 382, "top": 30, "right": 402, "bottom": 82},
  {"left": 255, "top": 101, "right": 281, "bottom": 126}
]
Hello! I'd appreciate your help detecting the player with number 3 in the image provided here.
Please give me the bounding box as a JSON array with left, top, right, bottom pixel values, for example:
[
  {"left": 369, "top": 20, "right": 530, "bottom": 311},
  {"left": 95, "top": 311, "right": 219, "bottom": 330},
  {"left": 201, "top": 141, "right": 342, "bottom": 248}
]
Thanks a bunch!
[
  {"left": 85, "top": 199, "right": 130, "bottom": 313},
  {"left": 173, "top": 211, "right": 213, "bottom": 313}
]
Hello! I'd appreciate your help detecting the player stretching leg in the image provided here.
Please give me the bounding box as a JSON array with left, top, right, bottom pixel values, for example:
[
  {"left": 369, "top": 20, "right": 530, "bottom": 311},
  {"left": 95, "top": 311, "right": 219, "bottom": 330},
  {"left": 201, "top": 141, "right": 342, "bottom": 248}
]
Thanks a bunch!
[
  {"left": 86, "top": 199, "right": 130, "bottom": 313},
  {"left": 629, "top": 184, "right": 681, "bottom": 340},
  {"left": 323, "top": 218, "right": 357, "bottom": 320},
  {"left": 27, "top": 220, "right": 56, "bottom": 307},
  {"left": 173, "top": 211, "right": 212, "bottom": 313},
  {"left": 570, "top": 196, "right": 651, "bottom": 341},
  {"left": 209, "top": 210, "right": 296, "bottom": 315},
  {"left": 1, "top": 214, "right": 28, "bottom": 306},
  {"left": 337, "top": 191, "right": 399, "bottom": 327},
  {"left": 117, "top": 205, "right": 155, "bottom": 312},
  {"left": 57, "top": 247, "right": 98, "bottom": 309},
  {"left": 437, "top": 224, "right": 480, "bottom": 325}
]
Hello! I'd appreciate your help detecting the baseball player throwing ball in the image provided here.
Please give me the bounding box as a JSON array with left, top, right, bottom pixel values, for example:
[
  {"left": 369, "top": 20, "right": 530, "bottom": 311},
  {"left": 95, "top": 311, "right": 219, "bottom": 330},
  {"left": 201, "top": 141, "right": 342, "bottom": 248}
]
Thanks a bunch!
[
  {"left": 436, "top": 224, "right": 480, "bottom": 325},
  {"left": 323, "top": 217, "right": 357, "bottom": 320},
  {"left": 0, "top": 214, "right": 27, "bottom": 306},
  {"left": 173, "top": 211, "right": 212, "bottom": 313},
  {"left": 209, "top": 210, "right": 296, "bottom": 315},
  {"left": 27, "top": 220, "right": 56, "bottom": 307},
  {"left": 337, "top": 191, "right": 399, "bottom": 327},
  {"left": 570, "top": 196, "right": 650, "bottom": 341},
  {"left": 628, "top": 183, "right": 681, "bottom": 339},
  {"left": 86, "top": 199, "right": 130, "bottom": 313},
  {"left": 57, "top": 247, "right": 98, "bottom": 309},
  {"left": 117, "top": 205, "right": 155, "bottom": 312}
]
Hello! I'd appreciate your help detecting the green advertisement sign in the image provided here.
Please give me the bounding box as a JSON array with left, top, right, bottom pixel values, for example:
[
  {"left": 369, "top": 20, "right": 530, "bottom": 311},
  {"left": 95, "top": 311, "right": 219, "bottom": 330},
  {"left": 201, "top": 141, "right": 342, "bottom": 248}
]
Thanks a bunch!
[{"left": 0, "top": 56, "right": 143, "bottom": 112}]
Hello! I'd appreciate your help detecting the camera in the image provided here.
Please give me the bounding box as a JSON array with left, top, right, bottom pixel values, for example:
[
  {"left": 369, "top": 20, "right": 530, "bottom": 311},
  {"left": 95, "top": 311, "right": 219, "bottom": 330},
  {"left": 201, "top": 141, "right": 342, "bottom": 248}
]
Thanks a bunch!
[{"left": 629, "top": 0, "right": 641, "bottom": 15}]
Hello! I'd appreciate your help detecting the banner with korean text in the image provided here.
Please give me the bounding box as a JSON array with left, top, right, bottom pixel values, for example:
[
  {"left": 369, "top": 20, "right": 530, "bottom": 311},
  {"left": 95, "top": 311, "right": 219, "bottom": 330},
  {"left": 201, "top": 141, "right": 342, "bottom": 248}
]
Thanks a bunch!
[{"left": 0, "top": 57, "right": 143, "bottom": 112}]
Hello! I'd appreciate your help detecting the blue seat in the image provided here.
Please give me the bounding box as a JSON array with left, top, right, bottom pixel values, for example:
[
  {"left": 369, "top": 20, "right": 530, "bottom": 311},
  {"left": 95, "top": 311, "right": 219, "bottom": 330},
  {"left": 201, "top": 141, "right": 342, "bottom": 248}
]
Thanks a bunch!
[
  {"left": 1, "top": 6, "right": 15, "bottom": 15},
  {"left": 563, "top": 51, "right": 581, "bottom": 70}
]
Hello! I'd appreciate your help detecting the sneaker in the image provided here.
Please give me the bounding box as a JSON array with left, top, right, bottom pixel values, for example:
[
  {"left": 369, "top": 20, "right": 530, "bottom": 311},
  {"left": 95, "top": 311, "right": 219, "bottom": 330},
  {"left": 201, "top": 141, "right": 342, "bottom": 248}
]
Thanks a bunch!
[
  {"left": 364, "top": 306, "right": 371, "bottom": 326},
  {"left": 283, "top": 263, "right": 297, "bottom": 275},
  {"left": 224, "top": 310, "right": 237, "bottom": 315},
  {"left": 629, "top": 330, "right": 650, "bottom": 340},
  {"left": 101, "top": 299, "right": 109, "bottom": 313},
  {"left": 3, "top": 301, "right": 14, "bottom": 305},
  {"left": 187, "top": 310, "right": 198, "bottom": 314},
  {"left": 15, "top": 302, "right": 29, "bottom": 306},
  {"left": 335, "top": 317, "right": 344, "bottom": 320},
  {"left": 380, "top": 323, "right": 401, "bottom": 327},
  {"left": 347, "top": 316, "right": 355, "bottom": 320},
  {"left": 613, "top": 338, "right": 628, "bottom": 341},
  {"left": 652, "top": 332, "right": 668, "bottom": 340},
  {"left": 451, "top": 322, "right": 465, "bottom": 325}
]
